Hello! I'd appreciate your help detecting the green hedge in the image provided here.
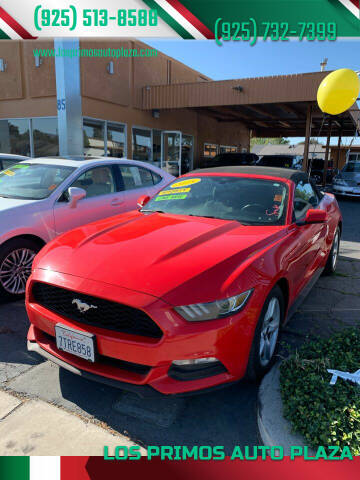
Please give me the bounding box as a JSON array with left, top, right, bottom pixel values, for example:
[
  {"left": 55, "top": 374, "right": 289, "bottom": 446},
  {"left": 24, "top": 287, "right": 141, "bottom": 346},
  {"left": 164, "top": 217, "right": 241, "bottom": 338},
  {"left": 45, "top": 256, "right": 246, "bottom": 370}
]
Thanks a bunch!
[{"left": 280, "top": 328, "right": 360, "bottom": 455}]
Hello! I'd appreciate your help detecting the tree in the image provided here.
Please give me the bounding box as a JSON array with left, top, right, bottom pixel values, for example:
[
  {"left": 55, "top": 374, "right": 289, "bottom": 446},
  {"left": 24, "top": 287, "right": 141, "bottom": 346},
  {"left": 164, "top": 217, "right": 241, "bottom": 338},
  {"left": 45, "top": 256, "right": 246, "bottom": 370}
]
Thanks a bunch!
[
  {"left": 297, "top": 138, "right": 324, "bottom": 145},
  {"left": 250, "top": 137, "right": 290, "bottom": 147}
]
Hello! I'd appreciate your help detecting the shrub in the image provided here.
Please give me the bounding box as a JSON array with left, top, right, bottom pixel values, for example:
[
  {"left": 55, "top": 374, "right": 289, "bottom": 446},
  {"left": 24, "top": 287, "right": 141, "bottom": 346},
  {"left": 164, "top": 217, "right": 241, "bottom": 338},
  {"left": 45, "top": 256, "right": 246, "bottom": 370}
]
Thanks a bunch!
[{"left": 280, "top": 328, "right": 360, "bottom": 455}]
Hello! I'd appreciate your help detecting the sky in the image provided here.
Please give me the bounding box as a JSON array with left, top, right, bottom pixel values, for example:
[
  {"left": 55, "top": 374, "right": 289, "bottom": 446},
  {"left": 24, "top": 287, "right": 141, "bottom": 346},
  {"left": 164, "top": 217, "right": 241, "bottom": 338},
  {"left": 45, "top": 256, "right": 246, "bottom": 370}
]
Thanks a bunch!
[{"left": 141, "top": 38, "right": 360, "bottom": 145}]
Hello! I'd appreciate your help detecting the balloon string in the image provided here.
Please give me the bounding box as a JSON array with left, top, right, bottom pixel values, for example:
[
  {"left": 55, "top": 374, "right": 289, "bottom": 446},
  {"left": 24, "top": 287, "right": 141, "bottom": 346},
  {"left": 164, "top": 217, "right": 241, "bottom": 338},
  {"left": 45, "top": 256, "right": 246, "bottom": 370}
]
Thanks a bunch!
[
  {"left": 308, "top": 114, "right": 326, "bottom": 182},
  {"left": 345, "top": 118, "right": 360, "bottom": 163}
]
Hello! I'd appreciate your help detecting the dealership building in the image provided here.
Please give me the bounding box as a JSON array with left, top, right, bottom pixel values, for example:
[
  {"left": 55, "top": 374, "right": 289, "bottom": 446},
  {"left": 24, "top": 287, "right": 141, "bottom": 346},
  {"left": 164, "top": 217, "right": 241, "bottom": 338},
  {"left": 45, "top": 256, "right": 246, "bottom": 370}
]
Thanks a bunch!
[{"left": 0, "top": 39, "right": 359, "bottom": 175}]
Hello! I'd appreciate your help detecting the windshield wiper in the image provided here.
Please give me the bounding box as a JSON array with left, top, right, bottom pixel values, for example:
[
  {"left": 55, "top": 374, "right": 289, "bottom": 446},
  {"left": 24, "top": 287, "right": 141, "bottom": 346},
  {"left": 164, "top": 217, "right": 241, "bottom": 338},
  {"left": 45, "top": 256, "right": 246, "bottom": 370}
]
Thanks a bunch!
[{"left": 140, "top": 209, "right": 165, "bottom": 214}]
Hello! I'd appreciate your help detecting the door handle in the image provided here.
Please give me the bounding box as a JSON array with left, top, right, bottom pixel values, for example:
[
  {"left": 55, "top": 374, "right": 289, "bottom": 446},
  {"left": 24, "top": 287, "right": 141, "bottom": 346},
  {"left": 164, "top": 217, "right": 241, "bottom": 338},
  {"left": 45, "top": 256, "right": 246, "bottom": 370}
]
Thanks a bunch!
[{"left": 111, "top": 199, "right": 124, "bottom": 206}]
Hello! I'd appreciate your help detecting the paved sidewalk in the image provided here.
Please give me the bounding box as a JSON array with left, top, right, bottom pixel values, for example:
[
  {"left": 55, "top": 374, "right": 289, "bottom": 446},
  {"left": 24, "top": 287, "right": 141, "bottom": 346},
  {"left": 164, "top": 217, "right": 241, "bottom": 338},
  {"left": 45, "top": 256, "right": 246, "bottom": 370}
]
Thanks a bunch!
[{"left": 0, "top": 390, "right": 145, "bottom": 455}]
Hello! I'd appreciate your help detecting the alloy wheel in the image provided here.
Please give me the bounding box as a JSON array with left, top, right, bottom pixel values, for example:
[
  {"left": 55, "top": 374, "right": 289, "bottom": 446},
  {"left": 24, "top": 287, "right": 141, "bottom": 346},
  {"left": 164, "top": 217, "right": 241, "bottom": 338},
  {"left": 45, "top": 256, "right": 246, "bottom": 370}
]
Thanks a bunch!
[
  {"left": 0, "top": 248, "right": 36, "bottom": 294},
  {"left": 332, "top": 231, "right": 340, "bottom": 271},
  {"left": 259, "top": 297, "right": 281, "bottom": 367}
]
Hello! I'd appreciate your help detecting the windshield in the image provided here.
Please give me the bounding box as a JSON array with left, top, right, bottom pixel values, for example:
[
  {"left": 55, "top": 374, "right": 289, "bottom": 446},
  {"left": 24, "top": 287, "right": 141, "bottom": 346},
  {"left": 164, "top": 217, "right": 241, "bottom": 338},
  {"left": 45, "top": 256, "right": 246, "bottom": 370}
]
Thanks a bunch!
[
  {"left": 0, "top": 163, "right": 75, "bottom": 200},
  {"left": 342, "top": 162, "right": 360, "bottom": 173},
  {"left": 143, "top": 175, "right": 289, "bottom": 225}
]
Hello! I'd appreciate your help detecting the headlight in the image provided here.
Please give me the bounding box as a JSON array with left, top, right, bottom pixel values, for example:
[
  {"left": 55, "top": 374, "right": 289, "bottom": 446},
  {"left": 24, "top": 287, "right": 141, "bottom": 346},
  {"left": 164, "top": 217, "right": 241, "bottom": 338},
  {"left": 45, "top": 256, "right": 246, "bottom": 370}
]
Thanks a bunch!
[
  {"left": 333, "top": 177, "right": 348, "bottom": 186},
  {"left": 174, "top": 289, "right": 253, "bottom": 322}
]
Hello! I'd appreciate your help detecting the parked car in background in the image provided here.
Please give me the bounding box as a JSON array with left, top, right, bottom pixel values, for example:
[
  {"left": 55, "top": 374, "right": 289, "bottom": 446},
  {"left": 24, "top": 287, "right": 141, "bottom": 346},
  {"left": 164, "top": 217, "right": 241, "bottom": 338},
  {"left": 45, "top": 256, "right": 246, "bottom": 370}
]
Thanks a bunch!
[
  {"left": 332, "top": 161, "right": 360, "bottom": 197},
  {"left": 201, "top": 152, "right": 258, "bottom": 168},
  {"left": 309, "top": 158, "right": 335, "bottom": 184},
  {"left": 256, "top": 154, "right": 302, "bottom": 170},
  {"left": 27, "top": 166, "right": 341, "bottom": 396},
  {"left": 0, "top": 153, "right": 29, "bottom": 170},
  {"left": 0, "top": 157, "right": 174, "bottom": 299}
]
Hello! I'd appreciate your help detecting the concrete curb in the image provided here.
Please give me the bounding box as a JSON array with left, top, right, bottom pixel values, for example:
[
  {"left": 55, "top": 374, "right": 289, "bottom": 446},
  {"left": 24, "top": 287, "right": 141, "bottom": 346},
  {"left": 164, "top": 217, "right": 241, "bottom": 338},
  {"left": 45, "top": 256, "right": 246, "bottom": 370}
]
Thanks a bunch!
[{"left": 257, "top": 362, "right": 315, "bottom": 455}]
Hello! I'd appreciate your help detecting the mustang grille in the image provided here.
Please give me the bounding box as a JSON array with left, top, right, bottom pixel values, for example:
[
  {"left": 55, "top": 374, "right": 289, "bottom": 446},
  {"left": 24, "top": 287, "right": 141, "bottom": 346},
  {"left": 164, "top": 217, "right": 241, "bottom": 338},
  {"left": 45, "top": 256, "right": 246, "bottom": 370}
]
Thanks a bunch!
[{"left": 32, "top": 282, "right": 163, "bottom": 339}]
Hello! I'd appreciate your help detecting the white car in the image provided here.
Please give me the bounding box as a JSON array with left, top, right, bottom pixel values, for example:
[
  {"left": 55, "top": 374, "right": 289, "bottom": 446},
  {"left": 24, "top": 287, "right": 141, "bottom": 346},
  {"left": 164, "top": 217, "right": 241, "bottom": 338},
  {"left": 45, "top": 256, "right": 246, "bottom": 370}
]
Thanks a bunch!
[{"left": 0, "top": 156, "right": 174, "bottom": 299}]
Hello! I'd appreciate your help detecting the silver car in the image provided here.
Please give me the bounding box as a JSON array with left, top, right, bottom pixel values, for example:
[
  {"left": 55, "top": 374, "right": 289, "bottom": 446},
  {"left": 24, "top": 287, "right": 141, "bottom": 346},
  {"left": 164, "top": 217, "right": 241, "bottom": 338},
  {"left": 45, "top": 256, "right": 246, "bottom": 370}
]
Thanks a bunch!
[
  {"left": 332, "top": 162, "right": 360, "bottom": 197},
  {"left": 0, "top": 153, "right": 29, "bottom": 170},
  {"left": 0, "top": 156, "right": 174, "bottom": 299}
]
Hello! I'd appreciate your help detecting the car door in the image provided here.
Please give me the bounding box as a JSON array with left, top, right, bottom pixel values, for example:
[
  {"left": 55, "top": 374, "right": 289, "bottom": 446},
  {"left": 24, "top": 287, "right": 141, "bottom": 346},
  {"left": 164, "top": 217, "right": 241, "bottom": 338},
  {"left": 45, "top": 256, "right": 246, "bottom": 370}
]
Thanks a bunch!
[
  {"left": 287, "top": 179, "right": 328, "bottom": 296},
  {"left": 53, "top": 164, "right": 121, "bottom": 235}
]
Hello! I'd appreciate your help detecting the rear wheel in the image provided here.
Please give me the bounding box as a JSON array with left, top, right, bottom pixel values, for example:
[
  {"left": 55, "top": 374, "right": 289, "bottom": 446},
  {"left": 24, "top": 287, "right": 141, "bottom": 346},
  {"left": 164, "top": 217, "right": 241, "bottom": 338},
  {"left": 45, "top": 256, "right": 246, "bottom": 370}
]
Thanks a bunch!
[
  {"left": 246, "top": 286, "right": 284, "bottom": 381},
  {"left": 0, "top": 238, "right": 41, "bottom": 300},
  {"left": 323, "top": 227, "right": 340, "bottom": 276}
]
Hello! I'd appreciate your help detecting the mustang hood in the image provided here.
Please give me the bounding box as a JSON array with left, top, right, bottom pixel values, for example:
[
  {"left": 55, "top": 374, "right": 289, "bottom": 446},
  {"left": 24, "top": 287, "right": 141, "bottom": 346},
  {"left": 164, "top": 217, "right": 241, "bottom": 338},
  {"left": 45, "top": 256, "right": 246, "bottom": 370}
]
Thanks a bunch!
[{"left": 34, "top": 211, "right": 286, "bottom": 304}]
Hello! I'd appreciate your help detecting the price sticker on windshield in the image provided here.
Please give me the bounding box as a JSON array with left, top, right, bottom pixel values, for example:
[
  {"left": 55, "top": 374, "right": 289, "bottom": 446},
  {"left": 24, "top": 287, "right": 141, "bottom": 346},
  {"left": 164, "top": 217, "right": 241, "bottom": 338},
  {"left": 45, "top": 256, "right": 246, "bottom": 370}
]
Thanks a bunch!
[
  {"left": 159, "top": 188, "right": 190, "bottom": 195},
  {"left": 3, "top": 170, "right": 15, "bottom": 176},
  {"left": 171, "top": 178, "right": 201, "bottom": 188}
]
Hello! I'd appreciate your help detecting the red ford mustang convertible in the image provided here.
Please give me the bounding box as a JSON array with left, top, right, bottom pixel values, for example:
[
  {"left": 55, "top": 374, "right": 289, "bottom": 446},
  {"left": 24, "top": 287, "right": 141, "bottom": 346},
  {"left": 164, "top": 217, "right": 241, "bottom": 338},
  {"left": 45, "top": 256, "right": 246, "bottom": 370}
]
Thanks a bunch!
[{"left": 26, "top": 167, "right": 341, "bottom": 396}]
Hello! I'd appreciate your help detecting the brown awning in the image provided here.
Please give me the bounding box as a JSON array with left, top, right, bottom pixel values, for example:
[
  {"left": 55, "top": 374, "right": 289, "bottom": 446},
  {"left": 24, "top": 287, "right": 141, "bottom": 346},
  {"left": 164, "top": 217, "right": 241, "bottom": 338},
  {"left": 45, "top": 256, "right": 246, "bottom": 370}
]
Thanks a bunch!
[{"left": 141, "top": 71, "right": 360, "bottom": 137}]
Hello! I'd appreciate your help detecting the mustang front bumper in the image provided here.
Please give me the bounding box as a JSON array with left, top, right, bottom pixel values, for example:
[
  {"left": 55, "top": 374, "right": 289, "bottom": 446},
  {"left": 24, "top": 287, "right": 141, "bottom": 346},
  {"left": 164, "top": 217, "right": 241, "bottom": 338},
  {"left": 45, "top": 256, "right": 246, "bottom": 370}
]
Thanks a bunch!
[{"left": 26, "top": 268, "right": 261, "bottom": 396}]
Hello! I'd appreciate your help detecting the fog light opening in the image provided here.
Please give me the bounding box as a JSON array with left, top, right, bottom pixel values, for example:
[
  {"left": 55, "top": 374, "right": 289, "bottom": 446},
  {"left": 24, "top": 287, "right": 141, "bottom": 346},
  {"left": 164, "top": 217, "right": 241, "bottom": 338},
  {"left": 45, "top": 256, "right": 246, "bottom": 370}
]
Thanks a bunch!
[{"left": 172, "top": 357, "right": 219, "bottom": 366}]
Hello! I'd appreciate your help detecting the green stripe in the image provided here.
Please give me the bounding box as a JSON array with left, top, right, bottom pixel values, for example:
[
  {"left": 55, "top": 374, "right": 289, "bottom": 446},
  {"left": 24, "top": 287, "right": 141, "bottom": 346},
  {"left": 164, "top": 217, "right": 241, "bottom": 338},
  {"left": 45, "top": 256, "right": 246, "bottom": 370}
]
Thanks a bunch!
[
  {"left": 0, "top": 29, "right": 11, "bottom": 39},
  {"left": 142, "top": 0, "right": 195, "bottom": 39},
  {"left": 0, "top": 457, "right": 30, "bottom": 480}
]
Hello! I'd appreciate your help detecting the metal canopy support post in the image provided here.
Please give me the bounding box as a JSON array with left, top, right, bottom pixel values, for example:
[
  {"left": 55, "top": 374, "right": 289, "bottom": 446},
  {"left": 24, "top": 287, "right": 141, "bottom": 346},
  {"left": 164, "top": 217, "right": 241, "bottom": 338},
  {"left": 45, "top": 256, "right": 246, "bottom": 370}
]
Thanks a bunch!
[
  {"left": 55, "top": 38, "right": 83, "bottom": 156},
  {"left": 336, "top": 126, "right": 343, "bottom": 170},
  {"left": 303, "top": 104, "right": 312, "bottom": 172},
  {"left": 323, "top": 118, "right": 333, "bottom": 187}
]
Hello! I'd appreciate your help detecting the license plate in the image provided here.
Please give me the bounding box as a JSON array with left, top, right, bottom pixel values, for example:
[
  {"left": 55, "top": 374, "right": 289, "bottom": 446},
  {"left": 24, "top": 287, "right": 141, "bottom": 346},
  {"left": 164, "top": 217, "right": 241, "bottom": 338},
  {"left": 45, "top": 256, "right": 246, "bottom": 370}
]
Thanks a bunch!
[{"left": 55, "top": 324, "right": 96, "bottom": 362}]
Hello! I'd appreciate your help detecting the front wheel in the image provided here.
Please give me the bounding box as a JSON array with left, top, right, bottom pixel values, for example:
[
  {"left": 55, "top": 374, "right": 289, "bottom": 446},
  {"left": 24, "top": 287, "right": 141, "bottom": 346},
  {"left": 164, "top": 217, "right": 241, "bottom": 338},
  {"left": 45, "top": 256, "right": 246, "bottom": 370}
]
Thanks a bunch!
[
  {"left": 246, "top": 285, "right": 284, "bottom": 381},
  {"left": 323, "top": 227, "right": 340, "bottom": 276},
  {"left": 0, "top": 238, "right": 41, "bottom": 300}
]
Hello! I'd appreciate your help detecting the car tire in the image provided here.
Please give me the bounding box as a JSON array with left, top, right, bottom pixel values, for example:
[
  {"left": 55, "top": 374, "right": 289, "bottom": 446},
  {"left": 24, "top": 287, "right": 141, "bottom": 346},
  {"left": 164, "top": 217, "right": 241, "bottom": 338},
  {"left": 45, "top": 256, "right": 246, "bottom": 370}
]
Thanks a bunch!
[
  {"left": 0, "top": 238, "right": 41, "bottom": 301},
  {"left": 323, "top": 227, "right": 340, "bottom": 276},
  {"left": 245, "top": 285, "right": 284, "bottom": 381}
]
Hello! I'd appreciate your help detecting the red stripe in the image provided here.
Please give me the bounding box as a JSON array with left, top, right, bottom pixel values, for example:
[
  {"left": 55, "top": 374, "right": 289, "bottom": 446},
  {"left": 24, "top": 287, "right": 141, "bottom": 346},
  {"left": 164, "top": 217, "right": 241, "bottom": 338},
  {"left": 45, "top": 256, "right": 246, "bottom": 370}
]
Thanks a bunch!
[
  {"left": 164, "top": 0, "right": 214, "bottom": 38},
  {"left": 348, "top": 0, "right": 359, "bottom": 8},
  {"left": 0, "top": 7, "right": 37, "bottom": 39}
]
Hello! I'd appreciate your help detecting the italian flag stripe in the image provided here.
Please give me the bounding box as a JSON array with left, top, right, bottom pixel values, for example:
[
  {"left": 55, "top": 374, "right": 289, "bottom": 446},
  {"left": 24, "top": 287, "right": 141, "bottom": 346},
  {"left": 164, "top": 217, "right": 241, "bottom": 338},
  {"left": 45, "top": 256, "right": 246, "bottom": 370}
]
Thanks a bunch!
[
  {"left": 337, "top": 0, "right": 360, "bottom": 17},
  {"left": 0, "top": 457, "right": 60, "bottom": 480},
  {"left": 143, "top": 0, "right": 213, "bottom": 39},
  {"left": 0, "top": 7, "right": 37, "bottom": 39}
]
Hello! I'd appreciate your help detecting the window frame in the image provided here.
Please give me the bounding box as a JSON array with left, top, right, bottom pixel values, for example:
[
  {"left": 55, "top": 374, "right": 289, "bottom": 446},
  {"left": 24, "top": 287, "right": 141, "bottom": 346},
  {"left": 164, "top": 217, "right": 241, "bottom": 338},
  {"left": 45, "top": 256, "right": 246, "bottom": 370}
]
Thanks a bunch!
[
  {"left": 58, "top": 164, "right": 119, "bottom": 202},
  {"left": 83, "top": 117, "right": 127, "bottom": 158},
  {"left": 115, "top": 163, "right": 160, "bottom": 191},
  {"left": 131, "top": 125, "right": 153, "bottom": 162}
]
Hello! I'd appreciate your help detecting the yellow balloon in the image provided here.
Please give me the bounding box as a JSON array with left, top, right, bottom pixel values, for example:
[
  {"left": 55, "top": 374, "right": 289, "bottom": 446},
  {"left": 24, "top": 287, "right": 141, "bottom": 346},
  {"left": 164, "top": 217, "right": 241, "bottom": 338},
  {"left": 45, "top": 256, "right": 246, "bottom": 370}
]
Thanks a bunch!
[{"left": 317, "top": 68, "right": 360, "bottom": 115}]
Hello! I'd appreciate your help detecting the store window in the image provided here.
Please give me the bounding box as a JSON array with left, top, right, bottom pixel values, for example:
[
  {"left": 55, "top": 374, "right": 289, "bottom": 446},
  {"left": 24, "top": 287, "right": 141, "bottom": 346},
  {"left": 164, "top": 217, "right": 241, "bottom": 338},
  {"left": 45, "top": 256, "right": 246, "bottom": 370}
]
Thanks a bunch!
[
  {"left": 107, "top": 122, "right": 126, "bottom": 157},
  {"left": 152, "top": 129, "right": 162, "bottom": 168},
  {"left": 204, "top": 143, "right": 218, "bottom": 157},
  {"left": 0, "top": 119, "right": 31, "bottom": 156},
  {"left": 33, "top": 117, "right": 59, "bottom": 156},
  {"left": 220, "top": 145, "right": 237, "bottom": 154},
  {"left": 182, "top": 134, "right": 194, "bottom": 173},
  {"left": 83, "top": 118, "right": 105, "bottom": 156},
  {"left": 132, "top": 127, "right": 152, "bottom": 162}
]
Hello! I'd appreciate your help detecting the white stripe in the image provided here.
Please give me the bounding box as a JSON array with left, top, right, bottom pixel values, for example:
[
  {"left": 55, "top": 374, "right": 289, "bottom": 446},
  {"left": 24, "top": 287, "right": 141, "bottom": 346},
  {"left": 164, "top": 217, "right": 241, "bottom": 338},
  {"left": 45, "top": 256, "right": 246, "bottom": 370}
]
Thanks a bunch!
[
  {"left": 0, "top": 17, "right": 22, "bottom": 39},
  {"left": 30, "top": 456, "right": 60, "bottom": 480},
  {"left": 153, "top": 0, "right": 207, "bottom": 39},
  {"left": 337, "top": 0, "right": 360, "bottom": 18}
]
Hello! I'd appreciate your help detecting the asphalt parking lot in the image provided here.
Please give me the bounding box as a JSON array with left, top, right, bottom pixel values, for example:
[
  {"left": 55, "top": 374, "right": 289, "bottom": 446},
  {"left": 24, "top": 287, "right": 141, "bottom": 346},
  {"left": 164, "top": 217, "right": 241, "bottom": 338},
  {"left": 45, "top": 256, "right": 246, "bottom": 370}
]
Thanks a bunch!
[{"left": 0, "top": 197, "right": 359, "bottom": 453}]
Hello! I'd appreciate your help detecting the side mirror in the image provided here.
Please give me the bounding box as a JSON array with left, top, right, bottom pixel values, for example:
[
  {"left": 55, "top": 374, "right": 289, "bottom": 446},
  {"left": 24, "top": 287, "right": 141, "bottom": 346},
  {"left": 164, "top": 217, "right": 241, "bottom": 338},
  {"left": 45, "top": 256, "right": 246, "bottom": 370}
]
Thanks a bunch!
[
  {"left": 68, "top": 187, "right": 86, "bottom": 208},
  {"left": 300, "top": 209, "right": 327, "bottom": 225},
  {"left": 137, "top": 194, "right": 150, "bottom": 209}
]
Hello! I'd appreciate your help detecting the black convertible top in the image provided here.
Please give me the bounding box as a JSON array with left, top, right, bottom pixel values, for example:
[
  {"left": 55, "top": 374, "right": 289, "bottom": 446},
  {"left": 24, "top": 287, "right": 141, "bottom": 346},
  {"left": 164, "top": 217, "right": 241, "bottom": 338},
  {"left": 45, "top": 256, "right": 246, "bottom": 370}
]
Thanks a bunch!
[{"left": 191, "top": 166, "right": 308, "bottom": 183}]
